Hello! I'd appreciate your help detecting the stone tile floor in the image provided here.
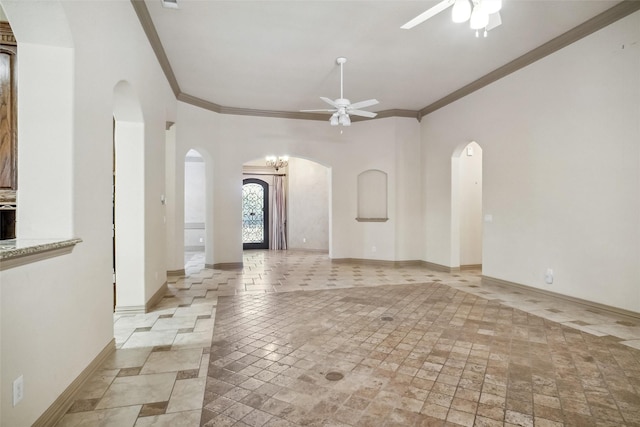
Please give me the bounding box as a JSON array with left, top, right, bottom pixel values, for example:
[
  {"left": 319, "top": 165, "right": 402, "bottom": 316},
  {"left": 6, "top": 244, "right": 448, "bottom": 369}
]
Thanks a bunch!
[{"left": 57, "top": 250, "right": 640, "bottom": 426}]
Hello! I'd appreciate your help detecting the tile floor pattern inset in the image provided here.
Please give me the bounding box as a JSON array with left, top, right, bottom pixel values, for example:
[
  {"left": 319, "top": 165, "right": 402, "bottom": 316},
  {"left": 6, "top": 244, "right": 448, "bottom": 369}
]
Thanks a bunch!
[{"left": 202, "top": 282, "right": 640, "bottom": 426}]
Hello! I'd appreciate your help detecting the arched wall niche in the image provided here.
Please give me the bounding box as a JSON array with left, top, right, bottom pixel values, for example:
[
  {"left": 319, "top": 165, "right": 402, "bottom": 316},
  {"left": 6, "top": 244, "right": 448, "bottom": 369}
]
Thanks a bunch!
[{"left": 356, "top": 169, "right": 388, "bottom": 222}]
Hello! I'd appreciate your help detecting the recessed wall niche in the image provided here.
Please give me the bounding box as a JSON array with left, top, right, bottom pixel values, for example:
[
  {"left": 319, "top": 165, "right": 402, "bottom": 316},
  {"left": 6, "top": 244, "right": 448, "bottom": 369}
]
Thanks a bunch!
[{"left": 356, "top": 169, "right": 388, "bottom": 222}]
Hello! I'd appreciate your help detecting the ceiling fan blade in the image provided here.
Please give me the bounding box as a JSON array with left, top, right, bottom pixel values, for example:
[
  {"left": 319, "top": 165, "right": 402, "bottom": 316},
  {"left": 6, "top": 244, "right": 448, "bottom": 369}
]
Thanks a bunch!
[
  {"left": 300, "top": 109, "right": 337, "bottom": 113},
  {"left": 486, "top": 12, "right": 502, "bottom": 31},
  {"left": 349, "top": 99, "right": 379, "bottom": 110},
  {"left": 401, "top": 0, "right": 454, "bottom": 29},
  {"left": 320, "top": 97, "right": 339, "bottom": 108},
  {"left": 349, "top": 110, "right": 377, "bottom": 118}
]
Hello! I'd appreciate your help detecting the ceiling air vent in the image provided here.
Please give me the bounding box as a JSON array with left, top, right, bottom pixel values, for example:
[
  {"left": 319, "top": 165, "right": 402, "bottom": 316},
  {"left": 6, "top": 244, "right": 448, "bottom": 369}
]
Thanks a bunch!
[{"left": 161, "top": 0, "right": 179, "bottom": 9}]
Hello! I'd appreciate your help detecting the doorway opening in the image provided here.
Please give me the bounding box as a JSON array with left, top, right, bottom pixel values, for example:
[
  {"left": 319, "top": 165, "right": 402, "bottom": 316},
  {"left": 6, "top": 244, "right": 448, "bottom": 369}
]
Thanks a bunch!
[
  {"left": 242, "top": 178, "right": 269, "bottom": 250},
  {"left": 184, "top": 149, "right": 207, "bottom": 268},
  {"left": 452, "top": 141, "right": 483, "bottom": 270},
  {"left": 112, "top": 80, "right": 145, "bottom": 313}
]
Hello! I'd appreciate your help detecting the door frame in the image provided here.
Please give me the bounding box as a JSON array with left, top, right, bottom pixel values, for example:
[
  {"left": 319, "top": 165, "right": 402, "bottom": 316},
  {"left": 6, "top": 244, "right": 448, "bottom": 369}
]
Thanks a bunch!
[{"left": 242, "top": 178, "right": 269, "bottom": 250}]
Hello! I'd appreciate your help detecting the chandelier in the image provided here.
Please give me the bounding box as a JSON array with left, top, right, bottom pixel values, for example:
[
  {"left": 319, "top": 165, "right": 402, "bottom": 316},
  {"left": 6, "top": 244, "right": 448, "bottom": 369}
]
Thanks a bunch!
[{"left": 266, "top": 155, "right": 289, "bottom": 171}]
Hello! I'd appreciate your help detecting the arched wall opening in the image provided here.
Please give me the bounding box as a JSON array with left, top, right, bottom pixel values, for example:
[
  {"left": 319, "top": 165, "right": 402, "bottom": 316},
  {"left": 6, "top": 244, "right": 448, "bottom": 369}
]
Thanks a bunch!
[
  {"left": 242, "top": 156, "right": 331, "bottom": 254},
  {"left": 451, "top": 141, "right": 483, "bottom": 270},
  {"left": 184, "top": 149, "right": 208, "bottom": 271},
  {"left": 113, "top": 80, "right": 146, "bottom": 313}
]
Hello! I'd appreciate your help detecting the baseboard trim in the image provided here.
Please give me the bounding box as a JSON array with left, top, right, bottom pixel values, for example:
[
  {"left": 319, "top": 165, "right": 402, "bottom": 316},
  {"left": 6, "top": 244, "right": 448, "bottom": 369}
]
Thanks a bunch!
[
  {"left": 33, "top": 338, "right": 116, "bottom": 427},
  {"left": 421, "top": 261, "right": 460, "bottom": 273},
  {"left": 212, "top": 262, "right": 243, "bottom": 270},
  {"left": 460, "top": 264, "right": 482, "bottom": 271},
  {"left": 114, "top": 304, "right": 146, "bottom": 315},
  {"left": 331, "top": 258, "right": 423, "bottom": 268},
  {"left": 167, "top": 269, "right": 185, "bottom": 277},
  {"left": 146, "top": 281, "right": 167, "bottom": 312},
  {"left": 288, "top": 248, "right": 329, "bottom": 253},
  {"left": 481, "top": 275, "right": 640, "bottom": 321}
]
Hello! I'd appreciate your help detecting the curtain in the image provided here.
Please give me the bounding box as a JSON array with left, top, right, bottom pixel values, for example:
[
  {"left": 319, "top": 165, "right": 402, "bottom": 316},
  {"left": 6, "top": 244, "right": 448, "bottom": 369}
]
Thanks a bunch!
[{"left": 270, "top": 175, "right": 287, "bottom": 250}]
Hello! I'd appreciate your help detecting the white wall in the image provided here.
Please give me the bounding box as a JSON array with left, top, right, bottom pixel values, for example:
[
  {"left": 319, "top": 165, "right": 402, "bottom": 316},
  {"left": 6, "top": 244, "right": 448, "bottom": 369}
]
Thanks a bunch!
[
  {"left": 0, "top": 1, "right": 175, "bottom": 424},
  {"left": 394, "top": 118, "right": 422, "bottom": 261},
  {"left": 422, "top": 11, "right": 640, "bottom": 312},
  {"left": 175, "top": 103, "right": 423, "bottom": 265},
  {"left": 288, "top": 157, "right": 329, "bottom": 251}
]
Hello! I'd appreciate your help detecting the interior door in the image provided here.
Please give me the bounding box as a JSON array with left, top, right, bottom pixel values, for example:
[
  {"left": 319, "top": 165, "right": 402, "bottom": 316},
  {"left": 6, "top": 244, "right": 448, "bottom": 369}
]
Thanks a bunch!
[{"left": 242, "top": 178, "right": 269, "bottom": 250}]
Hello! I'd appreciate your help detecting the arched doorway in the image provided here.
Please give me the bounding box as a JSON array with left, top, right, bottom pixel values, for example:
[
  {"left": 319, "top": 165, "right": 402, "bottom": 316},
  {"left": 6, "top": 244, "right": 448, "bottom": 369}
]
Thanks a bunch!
[
  {"left": 184, "top": 149, "right": 207, "bottom": 269},
  {"left": 242, "top": 178, "right": 269, "bottom": 250},
  {"left": 113, "top": 80, "right": 145, "bottom": 313}
]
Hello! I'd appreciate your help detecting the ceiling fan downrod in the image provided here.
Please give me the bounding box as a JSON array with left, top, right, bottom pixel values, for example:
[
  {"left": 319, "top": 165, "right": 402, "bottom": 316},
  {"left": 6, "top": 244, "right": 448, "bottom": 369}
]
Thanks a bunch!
[{"left": 337, "top": 57, "right": 346, "bottom": 102}]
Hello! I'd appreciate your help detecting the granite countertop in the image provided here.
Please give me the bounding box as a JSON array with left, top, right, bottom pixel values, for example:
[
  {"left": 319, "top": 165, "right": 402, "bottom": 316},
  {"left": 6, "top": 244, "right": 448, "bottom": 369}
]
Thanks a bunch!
[{"left": 0, "top": 238, "right": 82, "bottom": 261}]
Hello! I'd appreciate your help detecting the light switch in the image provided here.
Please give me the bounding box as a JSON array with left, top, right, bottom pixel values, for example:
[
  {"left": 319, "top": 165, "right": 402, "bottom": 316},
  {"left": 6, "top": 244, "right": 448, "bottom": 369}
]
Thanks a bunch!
[{"left": 484, "top": 214, "right": 493, "bottom": 223}]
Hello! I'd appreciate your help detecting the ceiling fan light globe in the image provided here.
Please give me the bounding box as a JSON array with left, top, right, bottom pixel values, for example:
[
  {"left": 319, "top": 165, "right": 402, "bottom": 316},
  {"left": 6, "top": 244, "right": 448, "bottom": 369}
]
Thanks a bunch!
[
  {"left": 469, "top": 3, "right": 489, "bottom": 29},
  {"left": 330, "top": 115, "right": 339, "bottom": 126},
  {"left": 452, "top": 0, "right": 471, "bottom": 23},
  {"left": 483, "top": 0, "right": 502, "bottom": 15}
]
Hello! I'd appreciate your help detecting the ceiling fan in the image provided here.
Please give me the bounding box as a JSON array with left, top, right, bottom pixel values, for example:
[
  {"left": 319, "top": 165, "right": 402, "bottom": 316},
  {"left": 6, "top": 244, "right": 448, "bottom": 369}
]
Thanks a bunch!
[
  {"left": 301, "top": 57, "right": 379, "bottom": 126},
  {"left": 401, "top": 0, "right": 502, "bottom": 37}
]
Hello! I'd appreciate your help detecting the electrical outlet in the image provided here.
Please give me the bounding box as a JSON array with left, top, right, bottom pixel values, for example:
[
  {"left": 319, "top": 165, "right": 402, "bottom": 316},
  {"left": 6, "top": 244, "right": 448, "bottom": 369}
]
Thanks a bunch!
[
  {"left": 545, "top": 268, "right": 554, "bottom": 285},
  {"left": 303, "top": 238, "right": 306, "bottom": 243},
  {"left": 372, "top": 246, "right": 377, "bottom": 253},
  {"left": 13, "top": 375, "right": 24, "bottom": 406}
]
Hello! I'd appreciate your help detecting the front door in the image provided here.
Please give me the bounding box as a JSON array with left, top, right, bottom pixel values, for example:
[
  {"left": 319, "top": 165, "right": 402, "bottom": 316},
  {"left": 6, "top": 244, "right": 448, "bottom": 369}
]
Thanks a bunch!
[{"left": 242, "top": 179, "right": 269, "bottom": 250}]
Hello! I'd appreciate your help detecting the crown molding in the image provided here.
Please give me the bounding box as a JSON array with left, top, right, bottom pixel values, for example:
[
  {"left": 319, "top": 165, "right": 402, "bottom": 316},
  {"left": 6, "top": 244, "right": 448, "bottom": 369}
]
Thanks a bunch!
[
  {"left": 176, "top": 93, "right": 221, "bottom": 113},
  {"left": 132, "top": 0, "right": 640, "bottom": 123},
  {"left": 419, "top": 0, "right": 640, "bottom": 118},
  {"left": 130, "top": 0, "right": 180, "bottom": 97}
]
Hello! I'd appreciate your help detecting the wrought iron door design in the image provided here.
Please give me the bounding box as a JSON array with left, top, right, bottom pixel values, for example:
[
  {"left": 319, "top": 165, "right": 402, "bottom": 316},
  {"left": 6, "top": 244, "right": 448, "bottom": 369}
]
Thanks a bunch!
[{"left": 242, "top": 179, "right": 269, "bottom": 249}]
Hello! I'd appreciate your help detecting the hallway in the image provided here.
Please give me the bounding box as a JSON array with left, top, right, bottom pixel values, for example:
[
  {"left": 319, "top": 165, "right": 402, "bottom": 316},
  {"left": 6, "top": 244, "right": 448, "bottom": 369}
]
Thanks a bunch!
[{"left": 57, "top": 251, "right": 640, "bottom": 426}]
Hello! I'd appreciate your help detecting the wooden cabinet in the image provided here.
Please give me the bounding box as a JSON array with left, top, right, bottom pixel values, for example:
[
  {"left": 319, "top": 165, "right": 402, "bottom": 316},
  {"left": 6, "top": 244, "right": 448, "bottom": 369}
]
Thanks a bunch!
[
  {"left": 1, "top": 21, "right": 16, "bottom": 239},
  {"left": 1, "top": 21, "right": 17, "bottom": 203}
]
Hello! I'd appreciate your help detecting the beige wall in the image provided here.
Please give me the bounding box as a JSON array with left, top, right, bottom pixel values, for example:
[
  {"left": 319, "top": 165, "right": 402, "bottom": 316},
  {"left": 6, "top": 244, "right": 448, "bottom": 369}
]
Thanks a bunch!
[
  {"left": 0, "top": 1, "right": 176, "bottom": 424},
  {"left": 422, "top": 11, "right": 640, "bottom": 312},
  {"left": 175, "top": 104, "right": 424, "bottom": 265},
  {"left": 288, "top": 158, "right": 330, "bottom": 251}
]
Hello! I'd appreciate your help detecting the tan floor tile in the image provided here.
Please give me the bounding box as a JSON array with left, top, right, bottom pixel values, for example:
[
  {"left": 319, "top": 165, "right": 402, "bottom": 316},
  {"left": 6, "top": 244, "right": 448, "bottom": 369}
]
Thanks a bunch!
[
  {"left": 57, "top": 405, "right": 141, "bottom": 427},
  {"left": 166, "top": 377, "right": 207, "bottom": 413},
  {"left": 134, "top": 409, "right": 201, "bottom": 426},
  {"left": 140, "top": 348, "right": 203, "bottom": 374},
  {"left": 95, "top": 373, "right": 177, "bottom": 409},
  {"left": 121, "top": 330, "right": 178, "bottom": 349}
]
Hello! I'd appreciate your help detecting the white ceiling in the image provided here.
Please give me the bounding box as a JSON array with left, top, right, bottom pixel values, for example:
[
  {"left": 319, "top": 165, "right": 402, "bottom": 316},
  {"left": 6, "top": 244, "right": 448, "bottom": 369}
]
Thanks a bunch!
[{"left": 144, "top": 0, "right": 620, "bottom": 115}]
